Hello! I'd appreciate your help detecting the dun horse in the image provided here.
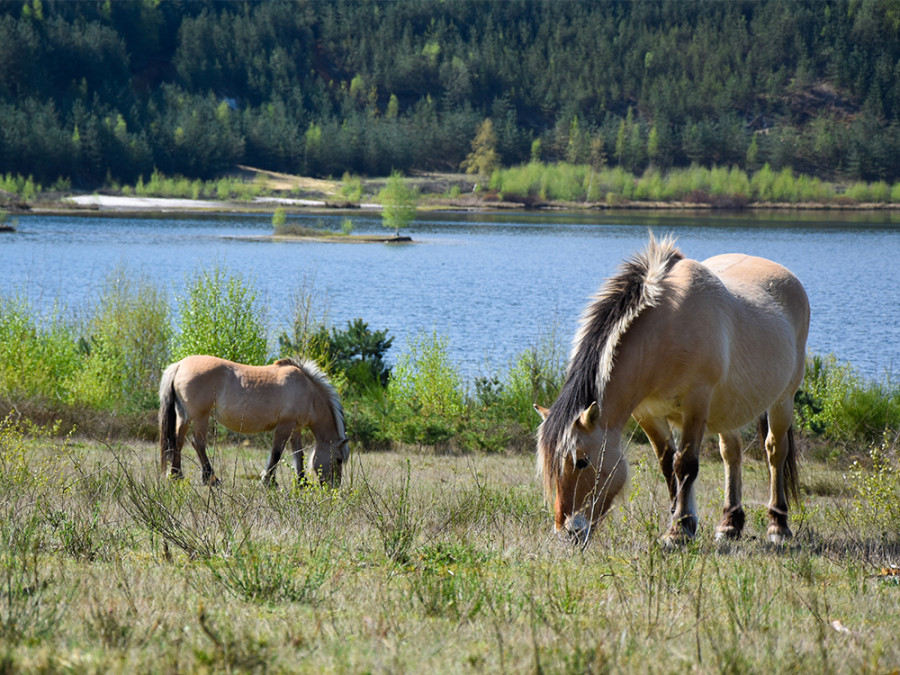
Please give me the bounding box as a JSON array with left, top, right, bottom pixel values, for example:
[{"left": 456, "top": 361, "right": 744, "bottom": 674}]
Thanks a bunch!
[
  {"left": 535, "top": 235, "right": 809, "bottom": 544},
  {"left": 159, "top": 355, "right": 348, "bottom": 487}
]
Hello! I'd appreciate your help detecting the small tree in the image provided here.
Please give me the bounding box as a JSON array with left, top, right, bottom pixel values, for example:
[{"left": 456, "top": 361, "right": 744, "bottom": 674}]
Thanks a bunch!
[
  {"left": 461, "top": 118, "right": 499, "bottom": 190},
  {"left": 378, "top": 170, "right": 418, "bottom": 237},
  {"left": 174, "top": 265, "right": 268, "bottom": 365}
]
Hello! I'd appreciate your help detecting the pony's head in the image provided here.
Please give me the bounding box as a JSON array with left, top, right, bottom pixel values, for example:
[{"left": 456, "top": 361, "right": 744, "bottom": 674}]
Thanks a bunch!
[
  {"left": 283, "top": 357, "right": 351, "bottom": 488},
  {"left": 535, "top": 402, "right": 628, "bottom": 542},
  {"left": 311, "top": 436, "right": 350, "bottom": 487}
]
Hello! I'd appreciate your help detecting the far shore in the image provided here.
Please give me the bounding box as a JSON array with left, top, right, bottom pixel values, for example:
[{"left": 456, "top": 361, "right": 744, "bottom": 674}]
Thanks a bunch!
[{"left": 9, "top": 193, "right": 900, "bottom": 218}]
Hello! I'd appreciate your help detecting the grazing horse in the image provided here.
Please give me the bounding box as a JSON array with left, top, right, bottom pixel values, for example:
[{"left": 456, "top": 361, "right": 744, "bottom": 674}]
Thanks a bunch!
[
  {"left": 535, "top": 235, "right": 809, "bottom": 544},
  {"left": 158, "top": 355, "right": 348, "bottom": 487}
]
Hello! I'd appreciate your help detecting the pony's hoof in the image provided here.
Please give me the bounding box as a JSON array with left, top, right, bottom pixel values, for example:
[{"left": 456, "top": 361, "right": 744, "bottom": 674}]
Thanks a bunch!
[
  {"left": 715, "top": 525, "right": 742, "bottom": 541},
  {"left": 766, "top": 526, "right": 793, "bottom": 545},
  {"left": 662, "top": 529, "right": 694, "bottom": 548},
  {"left": 204, "top": 474, "right": 221, "bottom": 487}
]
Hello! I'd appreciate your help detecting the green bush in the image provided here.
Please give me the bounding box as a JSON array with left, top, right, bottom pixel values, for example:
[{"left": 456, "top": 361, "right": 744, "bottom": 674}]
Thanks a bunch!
[
  {"left": 173, "top": 265, "right": 268, "bottom": 365},
  {"left": 847, "top": 438, "right": 900, "bottom": 541},
  {"left": 66, "top": 269, "right": 170, "bottom": 412},
  {"left": 0, "top": 297, "right": 81, "bottom": 402},
  {"left": 797, "top": 354, "right": 900, "bottom": 444},
  {"left": 387, "top": 331, "right": 463, "bottom": 445}
]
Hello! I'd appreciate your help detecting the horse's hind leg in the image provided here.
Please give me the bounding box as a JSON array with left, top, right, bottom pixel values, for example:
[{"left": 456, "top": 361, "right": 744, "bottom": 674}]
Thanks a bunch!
[
  {"left": 715, "top": 430, "right": 745, "bottom": 540},
  {"left": 261, "top": 424, "right": 292, "bottom": 486},
  {"left": 168, "top": 410, "right": 191, "bottom": 479},
  {"left": 764, "top": 398, "right": 796, "bottom": 544},
  {"left": 191, "top": 415, "right": 219, "bottom": 486}
]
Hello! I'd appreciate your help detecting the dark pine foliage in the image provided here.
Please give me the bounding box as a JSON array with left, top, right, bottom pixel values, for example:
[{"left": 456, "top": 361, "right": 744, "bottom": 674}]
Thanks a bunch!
[{"left": 3, "top": 0, "right": 900, "bottom": 187}]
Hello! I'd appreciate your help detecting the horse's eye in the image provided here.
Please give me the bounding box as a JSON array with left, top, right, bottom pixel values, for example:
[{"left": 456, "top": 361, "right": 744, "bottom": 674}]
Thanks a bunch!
[{"left": 574, "top": 458, "right": 589, "bottom": 470}]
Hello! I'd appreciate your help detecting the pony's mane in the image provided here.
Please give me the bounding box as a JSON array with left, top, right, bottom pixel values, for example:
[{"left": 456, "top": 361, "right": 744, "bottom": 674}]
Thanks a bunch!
[
  {"left": 275, "top": 358, "right": 346, "bottom": 440},
  {"left": 536, "top": 234, "right": 683, "bottom": 498}
]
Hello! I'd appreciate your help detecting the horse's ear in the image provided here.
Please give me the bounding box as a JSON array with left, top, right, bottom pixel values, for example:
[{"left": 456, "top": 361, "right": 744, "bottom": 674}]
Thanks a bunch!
[
  {"left": 533, "top": 404, "right": 550, "bottom": 420},
  {"left": 576, "top": 402, "right": 600, "bottom": 432}
]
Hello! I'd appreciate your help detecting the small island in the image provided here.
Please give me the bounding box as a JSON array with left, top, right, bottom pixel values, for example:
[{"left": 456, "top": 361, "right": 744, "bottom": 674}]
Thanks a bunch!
[{"left": 271, "top": 228, "right": 412, "bottom": 244}]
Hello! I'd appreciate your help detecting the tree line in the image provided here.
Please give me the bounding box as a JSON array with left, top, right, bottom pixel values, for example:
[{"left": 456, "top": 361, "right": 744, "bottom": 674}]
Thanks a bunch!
[{"left": 3, "top": 0, "right": 900, "bottom": 188}]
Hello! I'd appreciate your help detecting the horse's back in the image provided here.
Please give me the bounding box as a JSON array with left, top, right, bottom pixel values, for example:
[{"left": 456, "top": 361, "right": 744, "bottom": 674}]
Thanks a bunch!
[
  {"left": 630, "top": 253, "right": 809, "bottom": 432},
  {"left": 702, "top": 254, "right": 810, "bottom": 353},
  {"left": 700, "top": 253, "right": 809, "bottom": 429},
  {"left": 169, "top": 355, "right": 309, "bottom": 432}
]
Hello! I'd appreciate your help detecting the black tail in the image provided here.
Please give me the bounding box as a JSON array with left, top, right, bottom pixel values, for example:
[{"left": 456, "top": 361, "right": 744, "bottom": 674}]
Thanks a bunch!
[
  {"left": 158, "top": 364, "right": 178, "bottom": 471},
  {"left": 758, "top": 414, "right": 800, "bottom": 506}
]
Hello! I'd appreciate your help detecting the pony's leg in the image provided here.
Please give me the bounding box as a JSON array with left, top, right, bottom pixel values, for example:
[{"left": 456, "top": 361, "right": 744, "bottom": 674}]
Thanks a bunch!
[
  {"left": 191, "top": 416, "right": 219, "bottom": 486},
  {"left": 170, "top": 411, "right": 190, "bottom": 479},
  {"left": 764, "top": 399, "right": 796, "bottom": 543},
  {"left": 289, "top": 431, "right": 306, "bottom": 484},
  {"left": 715, "top": 431, "right": 745, "bottom": 540},
  {"left": 666, "top": 405, "right": 708, "bottom": 542},
  {"left": 635, "top": 415, "right": 677, "bottom": 508},
  {"left": 261, "top": 425, "right": 292, "bottom": 487}
]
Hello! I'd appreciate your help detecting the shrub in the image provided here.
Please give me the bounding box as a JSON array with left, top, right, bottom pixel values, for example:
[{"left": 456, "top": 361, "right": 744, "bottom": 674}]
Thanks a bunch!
[
  {"left": 0, "top": 297, "right": 81, "bottom": 402},
  {"left": 277, "top": 272, "right": 331, "bottom": 366},
  {"left": 387, "top": 331, "right": 463, "bottom": 445},
  {"left": 173, "top": 265, "right": 268, "bottom": 365},
  {"left": 847, "top": 437, "right": 900, "bottom": 541},
  {"left": 338, "top": 172, "right": 363, "bottom": 202},
  {"left": 798, "top": 354, "right": 900, "bottom": 444},
  {"left": 66, "top": 269, "right": 170, "bottom": 412}
]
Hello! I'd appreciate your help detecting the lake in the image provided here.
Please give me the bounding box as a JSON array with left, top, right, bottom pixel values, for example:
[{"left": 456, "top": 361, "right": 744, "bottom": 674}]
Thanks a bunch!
[{"left": 3, "top": 208, "right": 899, "bottom": 382}]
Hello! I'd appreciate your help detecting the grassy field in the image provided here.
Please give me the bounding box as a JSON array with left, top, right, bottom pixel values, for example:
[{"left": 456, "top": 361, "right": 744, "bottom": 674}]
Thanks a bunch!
[{"left": 1, "top": 417, "right": 898, "bottom": 674}]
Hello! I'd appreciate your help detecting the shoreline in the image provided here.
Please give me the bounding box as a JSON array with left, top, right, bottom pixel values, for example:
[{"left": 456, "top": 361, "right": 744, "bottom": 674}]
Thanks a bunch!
[{"left": 8, "top": 193, "right": 900, "bottom": 219}]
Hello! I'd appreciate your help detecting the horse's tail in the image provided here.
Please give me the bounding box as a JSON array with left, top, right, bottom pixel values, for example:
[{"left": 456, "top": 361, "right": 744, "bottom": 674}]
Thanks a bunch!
[
  {"left": 158, "top": 361, "right": 180, "bottom": 471},
  {"left": 758, "top": 413, "right": 800, "bottom": 506}
]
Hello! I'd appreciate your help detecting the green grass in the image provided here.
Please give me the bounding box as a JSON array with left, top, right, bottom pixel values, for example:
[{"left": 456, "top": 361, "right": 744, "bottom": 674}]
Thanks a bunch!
[
  {"left": 0, "top": 417, "right": 898, "bottom": 672},
  {"left": 491, "top": 161, "right": 900, "bottom": 206}
]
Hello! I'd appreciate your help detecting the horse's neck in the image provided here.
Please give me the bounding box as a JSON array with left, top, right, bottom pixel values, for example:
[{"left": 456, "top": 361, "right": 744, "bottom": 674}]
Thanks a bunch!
[
  {"left": 306, "top": 390, "right": 341, "bottom": 442},
  {"left": 597, "top": 327, "right": 654, "bottom": 430}
]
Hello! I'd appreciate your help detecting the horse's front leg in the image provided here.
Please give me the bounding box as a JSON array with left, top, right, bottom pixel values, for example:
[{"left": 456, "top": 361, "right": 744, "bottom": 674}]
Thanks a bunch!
[
  {"left": 715, "top": 430, "right": 745, "bottom": 540},
  {"left": 289, "top": 430, "right": 306, "bottom": 484},
  {"left": 665, "top": 407, "right": 708, "bottom": 544},
  {"left": 634, "top": 415, "right": 677, "bottom": 509},
  {"left": 261, "top": 425, "right": 292, "bottom": 487}
]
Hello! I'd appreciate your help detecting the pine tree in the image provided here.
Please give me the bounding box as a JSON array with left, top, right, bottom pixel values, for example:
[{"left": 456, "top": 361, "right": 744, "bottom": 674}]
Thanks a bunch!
[{"left": 460, "top": 118, "right": 499, "bottom": 190}]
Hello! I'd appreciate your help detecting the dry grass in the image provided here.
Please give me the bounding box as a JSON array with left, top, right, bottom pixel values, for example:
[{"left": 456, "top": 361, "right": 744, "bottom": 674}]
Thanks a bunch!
[{"left": 0, "top": 422, "right": 898, "bottom": 673}]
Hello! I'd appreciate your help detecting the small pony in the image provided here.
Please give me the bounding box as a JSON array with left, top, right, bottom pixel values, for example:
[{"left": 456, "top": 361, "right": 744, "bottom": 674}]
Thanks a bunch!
[
  {"left": 158, "top": 355, "right": 349, "bottom": 487},
  {"left": 535, "top": 235, "right": 810, "bottom": 544}
]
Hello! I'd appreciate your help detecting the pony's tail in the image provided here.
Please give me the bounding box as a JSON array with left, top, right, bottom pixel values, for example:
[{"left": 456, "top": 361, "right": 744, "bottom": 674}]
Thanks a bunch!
[
  {"left": 758, "top": 414, "right": 800, "bottom": 506},
  {"left": 158, "top": 362, "right": 179, "bottom": 471}
]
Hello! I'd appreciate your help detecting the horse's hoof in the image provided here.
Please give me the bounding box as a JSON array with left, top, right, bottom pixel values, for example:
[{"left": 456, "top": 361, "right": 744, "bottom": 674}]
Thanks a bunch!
[
  {"left": 766, "top": 527, "right": 793, "bottom": 545},
  {"left": 715, "top": 526, "right": 742, "bottom": 541},
  {"left": 204, "top": 474, "right": 221, "bottom": 487},
  {"left": 662, "top": 530, "right": 694, "bottom": 548}
]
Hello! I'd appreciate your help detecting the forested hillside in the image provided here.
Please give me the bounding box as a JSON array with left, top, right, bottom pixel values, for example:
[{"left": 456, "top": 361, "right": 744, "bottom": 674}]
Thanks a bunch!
[{"left": 2, "top": 0, "right": 900, "bottom": 187}]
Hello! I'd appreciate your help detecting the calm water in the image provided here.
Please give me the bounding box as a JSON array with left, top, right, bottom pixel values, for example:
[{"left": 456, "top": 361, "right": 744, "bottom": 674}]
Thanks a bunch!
[{"left": 3, "top": 209, "right": 899, "bottom": 381}]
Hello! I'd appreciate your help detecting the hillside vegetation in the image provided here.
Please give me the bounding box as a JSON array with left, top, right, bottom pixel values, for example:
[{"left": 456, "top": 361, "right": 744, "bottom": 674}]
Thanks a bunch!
[{"left": 3, "top": 0, "right": 900, "bottom": 187}]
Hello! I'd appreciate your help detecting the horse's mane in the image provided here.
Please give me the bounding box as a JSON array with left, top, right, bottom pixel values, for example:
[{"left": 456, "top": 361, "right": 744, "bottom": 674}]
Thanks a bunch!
[
  {"left": 274, "top": 357, "right": 346, "bottom": 440},
  {"left": 536, "top": 234, "right": 683, "bottom": 498}
]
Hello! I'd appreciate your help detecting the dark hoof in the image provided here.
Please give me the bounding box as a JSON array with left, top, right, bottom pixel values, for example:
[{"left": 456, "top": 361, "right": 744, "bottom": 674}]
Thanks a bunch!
[{"left": 715, "top": 506, "right": 745, "bottom": 541}]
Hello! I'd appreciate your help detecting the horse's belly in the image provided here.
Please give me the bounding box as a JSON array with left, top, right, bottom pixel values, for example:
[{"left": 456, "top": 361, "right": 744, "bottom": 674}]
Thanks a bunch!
[{"left": 215, "top": 399, "right": 290, "bottom": 434}]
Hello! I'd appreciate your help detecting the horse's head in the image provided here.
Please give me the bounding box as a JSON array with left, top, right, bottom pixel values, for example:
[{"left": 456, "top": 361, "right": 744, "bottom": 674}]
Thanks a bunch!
[
  {"left": 535, "top": 401, "right": 628, "bottom": 543},
  {"left": 311, "top": 437, "right": 350, "bottom": 487}
]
